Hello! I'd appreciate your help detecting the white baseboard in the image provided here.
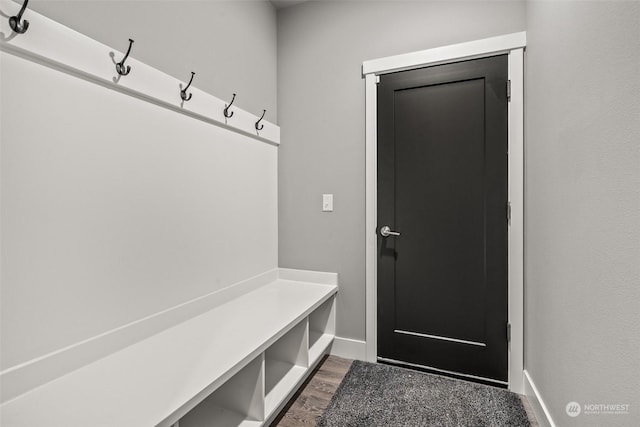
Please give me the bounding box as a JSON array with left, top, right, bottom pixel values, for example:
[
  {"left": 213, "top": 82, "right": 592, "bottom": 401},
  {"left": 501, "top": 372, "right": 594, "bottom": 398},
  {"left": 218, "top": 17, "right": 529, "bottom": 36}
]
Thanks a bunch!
[
  {"left": 524, "top": 370, "right": 556, "bottom": 427},
  {"left": 330, "top": 336, "right": 367, "bottom": 360}
]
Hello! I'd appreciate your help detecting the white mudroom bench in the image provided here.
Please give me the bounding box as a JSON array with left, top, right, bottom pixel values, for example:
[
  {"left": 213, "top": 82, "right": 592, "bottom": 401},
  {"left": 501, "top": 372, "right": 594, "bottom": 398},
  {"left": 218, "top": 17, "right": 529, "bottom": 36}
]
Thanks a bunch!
[{"left": 1, "top": 269, "right": 338, "bottom": 427}]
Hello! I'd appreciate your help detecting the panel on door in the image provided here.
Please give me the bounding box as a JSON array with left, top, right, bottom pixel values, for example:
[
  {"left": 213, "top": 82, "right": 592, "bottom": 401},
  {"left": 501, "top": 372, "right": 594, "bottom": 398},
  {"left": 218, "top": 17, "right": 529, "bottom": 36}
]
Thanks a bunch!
[{"left": 377, "top": 55, "right": 508, "bottom": 384}]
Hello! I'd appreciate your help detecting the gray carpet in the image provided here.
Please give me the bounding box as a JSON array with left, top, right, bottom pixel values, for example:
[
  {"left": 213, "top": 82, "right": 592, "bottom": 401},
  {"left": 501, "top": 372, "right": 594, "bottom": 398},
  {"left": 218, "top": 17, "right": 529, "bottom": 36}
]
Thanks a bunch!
[{"left": 317, "top": 360, "right": 531, "bottom": 427}]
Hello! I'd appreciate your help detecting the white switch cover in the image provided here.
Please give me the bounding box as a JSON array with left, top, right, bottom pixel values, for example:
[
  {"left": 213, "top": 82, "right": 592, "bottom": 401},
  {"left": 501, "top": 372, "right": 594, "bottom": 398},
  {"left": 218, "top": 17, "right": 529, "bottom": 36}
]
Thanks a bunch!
[{"left": 322, "top": 194, "right": 333, "bottom": 212}]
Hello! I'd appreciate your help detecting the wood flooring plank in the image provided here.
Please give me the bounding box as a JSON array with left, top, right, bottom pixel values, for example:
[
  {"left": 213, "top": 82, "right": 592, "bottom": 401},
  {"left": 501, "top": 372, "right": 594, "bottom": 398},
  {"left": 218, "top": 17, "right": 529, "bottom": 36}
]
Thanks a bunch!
[{"left": 270, "top": 355, "right": 352, "bottom": 426}]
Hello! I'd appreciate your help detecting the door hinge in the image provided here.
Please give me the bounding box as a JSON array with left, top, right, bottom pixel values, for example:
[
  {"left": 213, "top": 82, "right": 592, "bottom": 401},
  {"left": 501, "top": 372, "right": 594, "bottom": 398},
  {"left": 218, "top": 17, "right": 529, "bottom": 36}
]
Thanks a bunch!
[
  {"left": 506, "top": 201, "right": 512, "bottom": 222},
  {"left": 507, "top": 322, "right": 511, "bottom": 343},
  {"left": 375, "top": 75, "right": 381, "bottom": 84},
  {"left": 506, "top": 80, "right": 511, "bottom": 102}
]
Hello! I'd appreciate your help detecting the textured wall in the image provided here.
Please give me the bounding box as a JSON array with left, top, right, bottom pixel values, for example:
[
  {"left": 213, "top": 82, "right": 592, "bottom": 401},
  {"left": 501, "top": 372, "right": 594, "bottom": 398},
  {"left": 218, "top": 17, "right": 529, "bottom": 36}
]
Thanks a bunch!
[
  {"left": 27, "top": 0, "right": 278, "bottom": 123},
  {"left": 277, "top": 0, "right": 526, "bottom": 341},
  {"left": 525, "top": 1, "right": 640, "bottom": 425}
]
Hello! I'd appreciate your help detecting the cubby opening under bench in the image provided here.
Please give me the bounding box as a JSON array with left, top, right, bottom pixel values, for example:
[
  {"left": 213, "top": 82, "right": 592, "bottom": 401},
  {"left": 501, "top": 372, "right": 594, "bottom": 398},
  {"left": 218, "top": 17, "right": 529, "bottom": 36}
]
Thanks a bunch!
[{"left": 1, "top": 269, "right": 338, "bottom": 427}]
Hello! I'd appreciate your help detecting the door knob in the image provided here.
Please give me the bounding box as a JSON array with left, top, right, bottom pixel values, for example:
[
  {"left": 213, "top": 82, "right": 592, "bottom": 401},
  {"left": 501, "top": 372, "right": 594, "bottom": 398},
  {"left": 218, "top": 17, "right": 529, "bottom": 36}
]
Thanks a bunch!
[{"left": 380, "top": 226, "right": 400, "bottom": 237}]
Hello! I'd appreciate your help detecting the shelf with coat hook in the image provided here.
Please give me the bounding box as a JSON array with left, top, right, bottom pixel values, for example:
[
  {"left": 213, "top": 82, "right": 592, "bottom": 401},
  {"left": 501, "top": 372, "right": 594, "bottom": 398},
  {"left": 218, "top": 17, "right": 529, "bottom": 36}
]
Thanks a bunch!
[{"left": 0, "top": 0, "right": 279, "bottom": 146}]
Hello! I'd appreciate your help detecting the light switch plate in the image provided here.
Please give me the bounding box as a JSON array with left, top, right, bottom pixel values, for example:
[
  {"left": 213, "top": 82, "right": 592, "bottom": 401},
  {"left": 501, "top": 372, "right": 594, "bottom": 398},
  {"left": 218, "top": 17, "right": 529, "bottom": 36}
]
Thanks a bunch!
[{"left": 322, "top": 194, "right": 333, "bottom": 212}]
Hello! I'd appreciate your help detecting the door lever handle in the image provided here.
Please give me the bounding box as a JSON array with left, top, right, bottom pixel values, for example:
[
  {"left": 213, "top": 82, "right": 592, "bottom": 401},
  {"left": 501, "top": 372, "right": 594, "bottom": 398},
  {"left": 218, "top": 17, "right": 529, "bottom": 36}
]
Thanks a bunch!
[{"left": 380, "top": 226, "right": 400, "bottom": 237}]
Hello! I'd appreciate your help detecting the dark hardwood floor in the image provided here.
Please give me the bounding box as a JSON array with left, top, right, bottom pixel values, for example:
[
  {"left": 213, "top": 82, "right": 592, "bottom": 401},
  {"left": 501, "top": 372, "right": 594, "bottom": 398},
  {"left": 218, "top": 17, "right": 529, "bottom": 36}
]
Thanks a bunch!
[{"left": 271, "top": 355, "right": 352, "bottom": 426}]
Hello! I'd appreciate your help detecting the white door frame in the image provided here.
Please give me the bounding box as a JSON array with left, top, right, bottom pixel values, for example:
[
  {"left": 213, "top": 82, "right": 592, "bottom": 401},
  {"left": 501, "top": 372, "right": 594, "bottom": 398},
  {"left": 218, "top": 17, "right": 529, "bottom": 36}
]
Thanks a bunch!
[{"left": 363, "top": 32, "right": 526, "bottom": 393}]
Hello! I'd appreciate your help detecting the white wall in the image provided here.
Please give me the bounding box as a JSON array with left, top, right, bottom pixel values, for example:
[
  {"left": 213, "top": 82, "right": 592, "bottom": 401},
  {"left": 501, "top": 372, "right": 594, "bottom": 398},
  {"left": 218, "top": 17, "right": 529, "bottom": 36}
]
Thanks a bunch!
[
  {"left": 27, "top": 0, "right": 278, "bottom": 123},
  {"left": 525, "top": 1, "right": 640, "bottom": 425},
  {"left": 277, "top": 0, "right": 526, "bottom": 342},
  {"left": 0, "top": 3, "right": 278, "bottom": 378}
]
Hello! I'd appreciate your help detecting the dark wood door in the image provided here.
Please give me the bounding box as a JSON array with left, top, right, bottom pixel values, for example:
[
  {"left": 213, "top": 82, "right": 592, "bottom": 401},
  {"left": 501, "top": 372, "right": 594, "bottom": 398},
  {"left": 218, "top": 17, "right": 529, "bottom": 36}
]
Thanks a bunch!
[{"left": 377, "top": 55, "right": 509, "bottom": 384}]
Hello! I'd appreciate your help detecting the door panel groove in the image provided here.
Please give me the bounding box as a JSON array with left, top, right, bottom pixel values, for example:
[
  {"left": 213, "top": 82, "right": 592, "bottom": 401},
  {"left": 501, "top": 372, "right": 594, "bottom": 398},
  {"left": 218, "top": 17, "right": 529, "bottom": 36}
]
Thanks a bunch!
[
  {"left": 393, "top": 76, "right": 485, "bottom": 93},
  {"left": 393, "top": 329, "right": 487, "bottom": 347}
]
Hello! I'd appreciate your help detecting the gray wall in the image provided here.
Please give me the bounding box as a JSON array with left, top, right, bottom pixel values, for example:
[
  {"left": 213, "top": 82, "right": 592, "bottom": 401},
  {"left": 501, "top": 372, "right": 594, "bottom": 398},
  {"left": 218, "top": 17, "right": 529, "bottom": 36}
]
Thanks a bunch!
[
  {"left": 525, "top": 1, "right": 640, "bottom": 425},
  {"left": 277, "top": 1, "right": 526, "bottom": 341},
  {"left": 28, "top": 0, "right": 278, "bottom": 123}
]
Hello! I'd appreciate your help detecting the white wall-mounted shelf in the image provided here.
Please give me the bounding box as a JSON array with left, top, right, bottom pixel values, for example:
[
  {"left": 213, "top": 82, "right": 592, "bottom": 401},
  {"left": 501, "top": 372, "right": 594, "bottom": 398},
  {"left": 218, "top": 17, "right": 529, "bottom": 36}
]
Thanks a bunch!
[
  {"left": 0, "top": 0, "right": 280, "bottom": 146},
  {"left": 0, "top": 269, "right": 338, "bottom": 427}
]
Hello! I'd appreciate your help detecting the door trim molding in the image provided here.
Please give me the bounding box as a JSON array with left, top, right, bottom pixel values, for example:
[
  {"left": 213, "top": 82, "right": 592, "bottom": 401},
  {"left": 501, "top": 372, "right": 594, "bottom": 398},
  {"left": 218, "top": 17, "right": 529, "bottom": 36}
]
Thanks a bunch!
[
  {"left": 363, "top": 32, "right": 526, "bottom": 393},
  {"left": 362, "top": 31, "right": 526, "bottom": 76}
]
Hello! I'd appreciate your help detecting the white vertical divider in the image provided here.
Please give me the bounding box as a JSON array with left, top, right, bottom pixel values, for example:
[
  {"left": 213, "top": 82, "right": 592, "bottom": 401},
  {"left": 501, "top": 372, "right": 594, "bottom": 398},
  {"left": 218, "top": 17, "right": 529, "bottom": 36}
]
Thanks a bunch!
[
  {"left": 326, "top": 297, "right": 337, "bottom": 337},
  {"left": 0, "top": 0, "right": 279, "bottom": 145},
  {"left": 327, "top": 297, "right": 336, "bottom": 337}
]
